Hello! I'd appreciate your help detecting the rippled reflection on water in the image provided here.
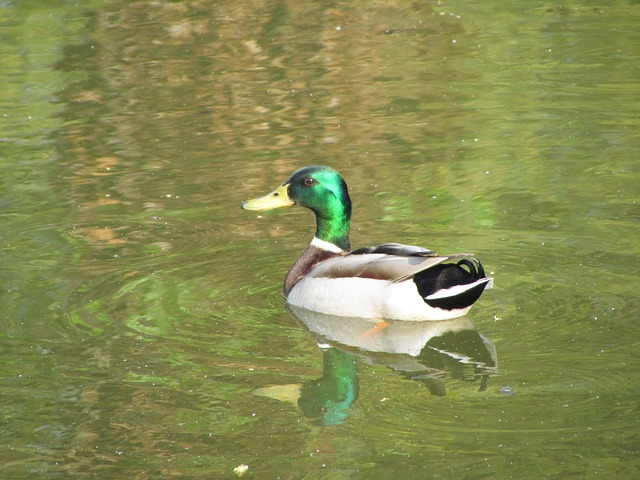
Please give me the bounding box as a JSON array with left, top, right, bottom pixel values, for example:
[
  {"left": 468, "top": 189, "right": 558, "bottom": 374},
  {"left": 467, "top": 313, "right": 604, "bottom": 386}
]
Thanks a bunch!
[{"left": 258, "top": 307, "right": 499, "bottom": 425}]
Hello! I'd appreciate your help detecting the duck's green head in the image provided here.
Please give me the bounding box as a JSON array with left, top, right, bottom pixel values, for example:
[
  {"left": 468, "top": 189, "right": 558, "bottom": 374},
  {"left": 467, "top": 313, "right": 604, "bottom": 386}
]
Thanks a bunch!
[{"left": 242, "top": 166, "right": 352, "bottom": 251}]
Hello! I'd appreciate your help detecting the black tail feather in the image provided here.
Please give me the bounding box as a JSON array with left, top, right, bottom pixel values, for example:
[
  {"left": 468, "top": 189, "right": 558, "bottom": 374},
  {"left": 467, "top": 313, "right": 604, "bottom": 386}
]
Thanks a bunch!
[{"left": 414, "top": 258, "right": 489, "bottom": 311}]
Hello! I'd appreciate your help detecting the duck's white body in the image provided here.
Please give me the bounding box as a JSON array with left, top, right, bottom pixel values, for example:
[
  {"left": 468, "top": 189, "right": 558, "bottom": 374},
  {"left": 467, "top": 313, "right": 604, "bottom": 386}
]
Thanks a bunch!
[{"left": 286, "top": 251, "right": 492, "bottom": 321}]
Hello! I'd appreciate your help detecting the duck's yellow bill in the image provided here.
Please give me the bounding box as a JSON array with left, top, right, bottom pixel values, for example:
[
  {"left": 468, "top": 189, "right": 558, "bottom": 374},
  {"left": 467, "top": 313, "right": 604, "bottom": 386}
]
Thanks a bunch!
[{"left": 241, "top": 184, "right": 293, "bottom": 211}]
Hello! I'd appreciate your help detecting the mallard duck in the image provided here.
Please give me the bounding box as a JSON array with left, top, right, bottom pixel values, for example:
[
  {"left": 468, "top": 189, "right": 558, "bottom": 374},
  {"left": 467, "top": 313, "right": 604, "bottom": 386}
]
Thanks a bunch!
[{"left": 241, "top": 166, "right": 492, "bottom": 321}]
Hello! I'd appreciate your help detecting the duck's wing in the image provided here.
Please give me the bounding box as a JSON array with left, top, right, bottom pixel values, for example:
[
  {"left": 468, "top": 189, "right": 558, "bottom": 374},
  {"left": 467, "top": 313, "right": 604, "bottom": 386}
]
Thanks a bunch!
[
  {"left": 350, "top": 243, "right": 438, "bottom": 257},
  {"left": 307, "top": 243, "right": 471, "bottom": 282}
]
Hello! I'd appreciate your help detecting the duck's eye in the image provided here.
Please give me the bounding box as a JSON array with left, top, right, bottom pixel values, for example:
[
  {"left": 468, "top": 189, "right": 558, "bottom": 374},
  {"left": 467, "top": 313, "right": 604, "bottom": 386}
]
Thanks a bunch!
[{"left": 303, "top": 177, "right": 316, "bottom": 187}]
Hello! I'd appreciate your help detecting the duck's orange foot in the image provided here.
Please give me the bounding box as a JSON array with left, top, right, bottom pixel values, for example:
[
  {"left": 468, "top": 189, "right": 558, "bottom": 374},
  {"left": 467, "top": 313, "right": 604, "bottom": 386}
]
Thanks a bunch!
[{"left": 362, "top": 320, "right": 390, "bottom": 337}]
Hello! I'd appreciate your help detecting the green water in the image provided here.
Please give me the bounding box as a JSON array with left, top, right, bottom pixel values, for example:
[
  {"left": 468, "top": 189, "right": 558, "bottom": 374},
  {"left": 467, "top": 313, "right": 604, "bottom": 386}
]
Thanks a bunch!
[{"left": 1, "top": 1, "right": 639, "bottom": 478}]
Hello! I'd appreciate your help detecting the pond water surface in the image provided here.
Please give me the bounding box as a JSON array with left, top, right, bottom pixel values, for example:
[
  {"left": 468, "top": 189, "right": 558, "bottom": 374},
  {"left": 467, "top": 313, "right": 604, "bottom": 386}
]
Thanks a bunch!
[{"left": 1, "top": 1, "right": 639, "bottom": 479}]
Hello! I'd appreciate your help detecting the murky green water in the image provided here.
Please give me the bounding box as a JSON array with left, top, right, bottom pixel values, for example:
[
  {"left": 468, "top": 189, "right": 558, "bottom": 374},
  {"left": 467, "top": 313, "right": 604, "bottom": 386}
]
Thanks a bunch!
[{"left": 1, "top": 1, "right": 639, "bottom": 478}]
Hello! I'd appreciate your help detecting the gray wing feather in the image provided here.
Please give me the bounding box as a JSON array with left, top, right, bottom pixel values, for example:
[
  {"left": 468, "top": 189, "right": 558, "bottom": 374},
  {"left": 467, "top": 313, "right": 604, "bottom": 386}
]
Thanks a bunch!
[
  {"left": 350, "top": 243, "right": 438, "bottom": 257},
  {"left": 307, "top": 244, "right": 473, "bottom": 282}
]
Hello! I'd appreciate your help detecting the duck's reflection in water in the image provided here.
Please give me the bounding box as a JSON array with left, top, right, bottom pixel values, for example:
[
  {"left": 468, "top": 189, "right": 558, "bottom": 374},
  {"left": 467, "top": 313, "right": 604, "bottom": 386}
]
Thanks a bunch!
[{"left": 254, "top": 306, "right": 497, "bottom": 425}]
